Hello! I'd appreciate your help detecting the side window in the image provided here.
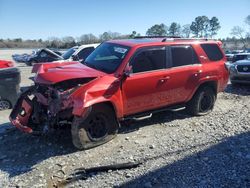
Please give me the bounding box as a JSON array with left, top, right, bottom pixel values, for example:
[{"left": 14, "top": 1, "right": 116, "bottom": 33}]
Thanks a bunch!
[
  {"left": 77, "top": 47, "right": 95, "bottom": 60},
  {"left": 40, "top": 51, "right": 47, "bottom": 58},
  {"left": 171, "top": 45, "right": 199, "bottom": 67},
  {"left": 200, "top": 44, "right": 224, "bottom": 61},
  {"left": 130, "top": 47, "right": 166, "bottom": 73}
]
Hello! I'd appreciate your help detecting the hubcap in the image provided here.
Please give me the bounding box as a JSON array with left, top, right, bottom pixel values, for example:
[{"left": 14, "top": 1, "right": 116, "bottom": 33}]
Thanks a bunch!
[
  {"left": 0, "top": 100, "right": 11, "bottom": 110},
  {"left": 87, "top": 114, "right": 108, "bottom": 141},
  {"left": 200, "top": 93, "right": 213, "bottom": 112}
]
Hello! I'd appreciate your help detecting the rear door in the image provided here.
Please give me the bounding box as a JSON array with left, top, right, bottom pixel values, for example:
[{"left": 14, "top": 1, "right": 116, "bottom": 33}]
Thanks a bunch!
[{"left": 165, "top": 45, "right": 202, "bottom": 103}]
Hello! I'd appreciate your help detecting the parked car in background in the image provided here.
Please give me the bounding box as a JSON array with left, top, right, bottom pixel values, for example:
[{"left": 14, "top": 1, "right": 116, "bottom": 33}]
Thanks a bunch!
[
  {"left": 0, "top": 59, "right": 14, "bottom": 68},
  {"left": 0, "top": 60, "right": 20, "bottom": 110},
  {"left": 9, "top": 37, "right": 228, "bottom": 149},
  {"left": 12, "top": 48, "right": 63, "bottom": 66},
  {"left": 229, "top": 59, "right": 250, "bottom": 85},
  {"left": 60, "top": 44, "right": 100, "bottom": 62},
  {"left": 225, "top": 53, "right": 234, "bottom": 62},
  {"left": 244, "top": 48, "right": 250, "bottom": 53},
  {"left": 25, "top": 48, "right": 63, "bottom": 66},
  {"left": 61, "top": 46, "right": 79, "bottom": 60},
  {"left": 232, "top": 53, "right": 250, "bottom": 63}
]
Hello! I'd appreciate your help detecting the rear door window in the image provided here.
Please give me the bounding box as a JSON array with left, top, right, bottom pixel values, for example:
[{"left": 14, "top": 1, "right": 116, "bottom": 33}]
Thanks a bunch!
[
  {"left": 171, "top": 45, "right": 199, "bottom": 67},
  {"left": 130, "top": 46, "right": 166, "bottom": 73},
  {"left": 200, "top": 43, "right": 224, "bottom": 61}
]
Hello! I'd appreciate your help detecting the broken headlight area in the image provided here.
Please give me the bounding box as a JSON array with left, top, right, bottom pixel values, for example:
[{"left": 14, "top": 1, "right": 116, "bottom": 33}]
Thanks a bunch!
[{"left": 9, "top": 78, "right": 93, "bottom": 134}]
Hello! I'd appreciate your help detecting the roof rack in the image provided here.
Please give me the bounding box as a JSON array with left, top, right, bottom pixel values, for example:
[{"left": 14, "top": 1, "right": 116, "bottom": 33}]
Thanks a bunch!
[
  {"left": 134, "top": 36, "right": 181, "bottom": 39},
  {"left": 134, "top": 36, "right": 209, "bottom": 42}
]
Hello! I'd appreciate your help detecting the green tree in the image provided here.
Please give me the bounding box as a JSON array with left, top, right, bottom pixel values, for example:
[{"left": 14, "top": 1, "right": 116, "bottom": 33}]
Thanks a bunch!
[
  {"left": 190, "top": 16, "right": 210, "bottom": 37},
  {"left": 146, "top": 23, "right": 167, "bottom": 36},
  {"left": 209, "top": 17, "right": 221, "bottom": 38},
  {"left": 129, "top": 31, "right": 140, "bottom": 38},
  {"left": 168, "top": 22, "right": 181, "bottom": 36}
]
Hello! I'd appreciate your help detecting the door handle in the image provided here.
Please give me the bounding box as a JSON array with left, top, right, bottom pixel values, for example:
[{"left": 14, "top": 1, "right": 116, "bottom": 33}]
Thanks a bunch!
[
  {"left": 194, "top": 70, "right": 202, "bottom": 77},
  {"left": 159, "top": 76, "right": 170, "bottom": 83}
]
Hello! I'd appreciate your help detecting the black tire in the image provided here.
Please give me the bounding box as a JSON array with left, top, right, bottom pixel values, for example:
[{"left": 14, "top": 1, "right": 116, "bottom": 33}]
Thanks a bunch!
[
  {"left": 186, "top": 86, "right": 216, "bottom": 116},
  {"left": 26, "top": 61, "right": 32, "bottom": 66},
  {"left": 230, "top": 81, "right": 238, "bottom": 86},
  {"left": 0, "top": 99, "right": 11, "bottom": 111},
  {"left": 71, "top": 104, "right": 119, "bottom": 150},
  {"left": 26, "top": 60, "right": 36, "bottom": 66}
]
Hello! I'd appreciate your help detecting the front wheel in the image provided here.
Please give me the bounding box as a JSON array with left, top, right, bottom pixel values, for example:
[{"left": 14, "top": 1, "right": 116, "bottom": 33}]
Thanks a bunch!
[
  {"left": 186, "top": 87, "right": 216, "bottom": 116},
  {"left": 71, "top": 104, "right": 119, "bottom": 150},
  {"left": 0, "top": 99, "right": 11, "bottom": 110}
]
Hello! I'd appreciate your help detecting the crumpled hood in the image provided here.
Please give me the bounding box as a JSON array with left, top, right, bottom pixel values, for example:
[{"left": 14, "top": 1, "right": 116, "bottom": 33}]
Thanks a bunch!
[{"left": 33, "top": 61, "right": 106, "bottom": 85}]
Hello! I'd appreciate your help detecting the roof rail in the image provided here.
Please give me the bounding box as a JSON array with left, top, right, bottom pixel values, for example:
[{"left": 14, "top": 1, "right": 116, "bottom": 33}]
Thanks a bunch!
[
  {"left": 134, "top": 36, "right": 210, "bottom": 42},
  {"left": 168, "top": 38, "right": 209, "bottom": 41},
  {"left": 134, "top": 36, "right": 181, "bottom": 39}
]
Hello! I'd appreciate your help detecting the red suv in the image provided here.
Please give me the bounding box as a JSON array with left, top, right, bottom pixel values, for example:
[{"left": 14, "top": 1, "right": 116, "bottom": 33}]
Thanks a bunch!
[{"left": 10, "top": 37, "right": 229, "bottom": 149}]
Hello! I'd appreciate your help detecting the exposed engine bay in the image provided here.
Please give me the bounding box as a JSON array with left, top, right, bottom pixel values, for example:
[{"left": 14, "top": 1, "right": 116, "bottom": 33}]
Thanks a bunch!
[{"left": 10, "top": 78, "right": 94, "bottom": 134}]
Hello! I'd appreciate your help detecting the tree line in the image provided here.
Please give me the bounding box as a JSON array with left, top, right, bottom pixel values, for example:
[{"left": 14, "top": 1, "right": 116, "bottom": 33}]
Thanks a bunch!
[{"left": 0, "top": 15, "right": 249, "bottom": 49}]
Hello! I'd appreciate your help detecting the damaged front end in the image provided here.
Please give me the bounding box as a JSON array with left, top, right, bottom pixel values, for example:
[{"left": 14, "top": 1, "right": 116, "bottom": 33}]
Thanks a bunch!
[{"left": 9, "top": 78, "right": 93, "bottom": 135}]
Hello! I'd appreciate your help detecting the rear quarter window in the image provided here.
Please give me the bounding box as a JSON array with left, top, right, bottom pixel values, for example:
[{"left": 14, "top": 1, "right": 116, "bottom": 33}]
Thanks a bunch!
[{"left": 201, "top": 44, "right": 224, "bottom": 61}]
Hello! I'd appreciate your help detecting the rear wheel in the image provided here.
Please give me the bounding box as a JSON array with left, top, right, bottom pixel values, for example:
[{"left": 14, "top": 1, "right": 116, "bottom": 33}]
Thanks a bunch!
[
  {"left": 186, "top": 86, "right": 216, "bottom": 116},
  {"left": 71, "top": 104, "right": 119, "bottom": 150}
]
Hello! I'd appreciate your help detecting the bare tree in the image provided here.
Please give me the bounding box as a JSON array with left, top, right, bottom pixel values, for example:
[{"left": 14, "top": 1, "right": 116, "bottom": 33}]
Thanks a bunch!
[
  {"left": 181, "top": 24, "right": 191, "bottom": 38},
  {"left": 230, "top": 26, "right": 246, "bottom": 48},
  {"left": 62, "top": 36, "right": 76, "bottom": 48},
  {"left": 79, "top": 34, "right": 98, "bottom": 44}
]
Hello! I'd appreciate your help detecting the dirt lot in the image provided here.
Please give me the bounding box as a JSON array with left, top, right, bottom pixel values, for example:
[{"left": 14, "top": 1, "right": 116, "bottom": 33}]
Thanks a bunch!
[{"left": 0, "top": 50, "right": 250, "bottom": 187}]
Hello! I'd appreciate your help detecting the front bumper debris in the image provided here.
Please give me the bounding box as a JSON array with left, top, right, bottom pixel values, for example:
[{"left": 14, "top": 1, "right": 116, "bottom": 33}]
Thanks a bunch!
[{"left": 9, "top": 87, "right": 34, "bottom": 133}]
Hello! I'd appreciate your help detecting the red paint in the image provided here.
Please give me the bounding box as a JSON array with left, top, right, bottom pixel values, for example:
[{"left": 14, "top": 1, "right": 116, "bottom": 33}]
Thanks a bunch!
[
  {"left": 10, "top": 38, "right": 229, "bottom": 131},
  {"left": 0, "top": 60, "right": 14, "bottom": 68},
  {"left": 9, "top": 99, "right": 33, "bottom": 133},
  {"left": 32, "top": 61, "right": 106, "bottom": 84}
]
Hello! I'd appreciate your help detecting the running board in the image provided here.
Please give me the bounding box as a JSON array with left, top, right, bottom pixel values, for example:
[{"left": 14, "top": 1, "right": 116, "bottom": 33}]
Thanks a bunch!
[
  {"left": 122, "top": 104, "right": 186, "bottom": 121},
  {"left": 132, "top": 113, "right": 152, "bottom": 121}
]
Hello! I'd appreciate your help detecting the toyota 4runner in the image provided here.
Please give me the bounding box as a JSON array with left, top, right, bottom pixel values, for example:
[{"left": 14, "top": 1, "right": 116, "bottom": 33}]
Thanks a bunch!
[{"left": 9, "top": 37, "right": 229, "bottom": 149}]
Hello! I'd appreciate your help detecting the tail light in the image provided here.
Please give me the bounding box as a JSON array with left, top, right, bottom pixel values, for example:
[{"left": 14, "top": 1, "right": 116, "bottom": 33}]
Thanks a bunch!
[{"left": 6, "top": 60, "right": 14, "bottom": 67}]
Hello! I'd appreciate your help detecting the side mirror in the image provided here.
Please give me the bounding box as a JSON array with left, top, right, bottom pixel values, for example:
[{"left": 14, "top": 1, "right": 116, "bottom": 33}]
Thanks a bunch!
[{"left": 124, "top": 65, "right": 132, "bottom": 77}]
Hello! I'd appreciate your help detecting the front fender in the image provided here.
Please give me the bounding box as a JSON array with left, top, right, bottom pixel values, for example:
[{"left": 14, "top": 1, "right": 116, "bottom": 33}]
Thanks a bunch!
[{"left": 71, "top": 78, "right": 124, "bottom": 118}]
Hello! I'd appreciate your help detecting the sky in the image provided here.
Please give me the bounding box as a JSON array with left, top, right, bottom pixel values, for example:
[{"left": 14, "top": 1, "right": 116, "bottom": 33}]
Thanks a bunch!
[{"left": 0, "top": 0, "right": 249, "bottom": 40}]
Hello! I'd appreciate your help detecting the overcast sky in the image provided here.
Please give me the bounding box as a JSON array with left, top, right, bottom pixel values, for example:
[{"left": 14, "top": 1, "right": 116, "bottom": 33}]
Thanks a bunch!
[{"left": 0, "top": 0, "right": 249, "bottom": 40}]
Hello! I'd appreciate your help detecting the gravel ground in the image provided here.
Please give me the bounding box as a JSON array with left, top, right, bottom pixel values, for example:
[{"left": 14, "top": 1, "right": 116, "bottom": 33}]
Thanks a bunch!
[{"left": 0, "top": 50, "right": 250, "bottom": 188}]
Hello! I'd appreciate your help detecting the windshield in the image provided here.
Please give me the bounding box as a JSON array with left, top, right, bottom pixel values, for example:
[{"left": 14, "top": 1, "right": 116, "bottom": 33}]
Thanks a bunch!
[
  {"left": 62, "top": 47, "right": 77, "bottom": 60},
  {"left": 84, "top": 42, "right": 130, "bottom": 73}
]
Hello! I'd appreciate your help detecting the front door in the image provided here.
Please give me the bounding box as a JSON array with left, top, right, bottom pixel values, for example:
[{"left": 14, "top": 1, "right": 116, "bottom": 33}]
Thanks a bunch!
[{"left": 122, "top": 46, "right": 168, "bottom": 115}]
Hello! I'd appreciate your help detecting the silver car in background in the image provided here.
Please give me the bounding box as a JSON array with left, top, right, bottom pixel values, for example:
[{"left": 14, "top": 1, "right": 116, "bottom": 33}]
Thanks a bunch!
[{"left": 229, "top": 59, "right": 250, "bottom": 85}]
